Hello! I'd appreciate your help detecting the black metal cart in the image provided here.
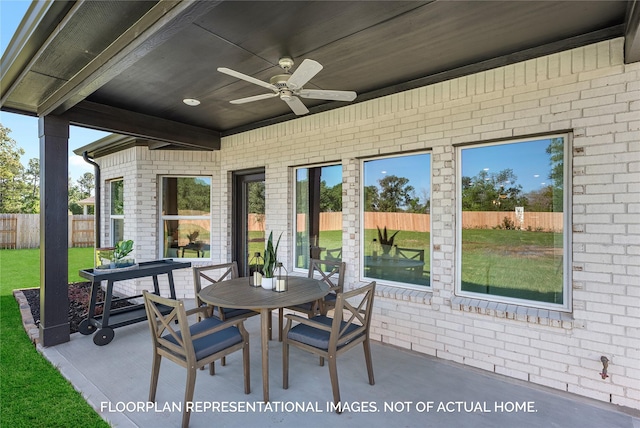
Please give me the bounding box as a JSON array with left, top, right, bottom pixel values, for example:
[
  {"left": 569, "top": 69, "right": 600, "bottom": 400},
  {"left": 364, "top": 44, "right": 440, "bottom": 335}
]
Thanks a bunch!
[{"left": 78, "top": 259, "right": 191, "bottom": 345}]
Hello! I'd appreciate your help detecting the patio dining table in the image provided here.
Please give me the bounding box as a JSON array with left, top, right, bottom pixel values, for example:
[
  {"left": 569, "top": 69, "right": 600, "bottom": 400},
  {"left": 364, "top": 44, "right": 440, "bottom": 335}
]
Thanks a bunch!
[{"left": 199, "top": 276, "right": 329, "bottom": 402}]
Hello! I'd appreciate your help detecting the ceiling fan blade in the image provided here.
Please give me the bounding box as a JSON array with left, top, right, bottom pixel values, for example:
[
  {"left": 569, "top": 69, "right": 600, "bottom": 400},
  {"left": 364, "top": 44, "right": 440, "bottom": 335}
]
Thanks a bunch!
[
  {"left": 229, "top": 93, "right": 279, "bottom": 104},
  {"left": 217, "top": 67, "right": 278, "bottom": 91},
  {"left": 298, "top": 89, "right": 357, "bottom": 102},
  {"left": 286, "top": 59, "right": 323, "bottom": 89},
  {"left": 282, "top": 95, "right": 309, "bottom": 115}
]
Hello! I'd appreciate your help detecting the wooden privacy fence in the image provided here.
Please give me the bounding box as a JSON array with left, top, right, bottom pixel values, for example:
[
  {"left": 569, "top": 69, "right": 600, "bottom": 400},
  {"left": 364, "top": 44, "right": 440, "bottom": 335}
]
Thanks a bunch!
[
  {"left": 288, "top": 211, "right": 562, "bottom": 233},
  {"left": 0, "top": 214, "right": 95, "bottom": 249}
]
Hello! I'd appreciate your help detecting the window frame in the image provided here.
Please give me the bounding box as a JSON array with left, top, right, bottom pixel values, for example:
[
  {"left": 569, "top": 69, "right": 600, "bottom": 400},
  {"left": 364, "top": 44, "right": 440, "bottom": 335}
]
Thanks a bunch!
[
  {"left": 455, "top": 133, "right": 572, "bottom": 312},
  {"left": 159, "top": 175, "right": 213, "bottom": 261},
  {"left": 359, "top": 151, "right": 432, "bottom": 290},
  {"left": 292, "top": 162, "right": 343, "bottom": 274},
  {"left": 109, "top": 179, "right": 124, "bottom": 246}
]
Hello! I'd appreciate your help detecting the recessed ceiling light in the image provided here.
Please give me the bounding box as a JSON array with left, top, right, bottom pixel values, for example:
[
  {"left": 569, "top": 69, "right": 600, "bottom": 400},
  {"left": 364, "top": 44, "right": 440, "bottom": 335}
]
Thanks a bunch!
[{"left": 183, "top": 98, "right": 200, "bottom": 106}]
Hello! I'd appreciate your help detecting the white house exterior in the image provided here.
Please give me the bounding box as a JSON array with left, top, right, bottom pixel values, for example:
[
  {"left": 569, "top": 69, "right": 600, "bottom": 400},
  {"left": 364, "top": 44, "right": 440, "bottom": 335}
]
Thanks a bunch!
[{"left": 90, "top": 38, "right": 639, "bottom": 410}]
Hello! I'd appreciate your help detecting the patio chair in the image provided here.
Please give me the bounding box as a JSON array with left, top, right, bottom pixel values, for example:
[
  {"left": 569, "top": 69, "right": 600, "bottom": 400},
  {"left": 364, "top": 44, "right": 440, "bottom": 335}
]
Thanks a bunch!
[
  {"left": 192, "top": 262, "right": 259, "bottom": 364},
  {"left": 277, "top": 259, "right": 346, "bottom": 341},
  {"left": 142, "top": 291, "right": 250, "bottom": 428},
  {"left": 282, "top": 281, "right": 375, "bottom": 412},
  {"left": 193, "top": 262, "right": 258, "bottom": 323},
  {"left": 395, "top": 247, "right": 425, "bottom": 279}
]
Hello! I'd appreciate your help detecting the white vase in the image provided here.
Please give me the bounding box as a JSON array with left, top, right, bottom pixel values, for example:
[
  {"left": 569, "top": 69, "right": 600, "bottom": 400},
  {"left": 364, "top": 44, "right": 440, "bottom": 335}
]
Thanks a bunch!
[{"left": 261, "top": 277, "right": 274, "bottom": 290}]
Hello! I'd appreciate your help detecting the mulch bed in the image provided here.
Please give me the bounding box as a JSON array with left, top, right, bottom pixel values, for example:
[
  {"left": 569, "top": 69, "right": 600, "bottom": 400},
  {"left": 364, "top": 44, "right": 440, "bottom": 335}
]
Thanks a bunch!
[{"left": 22, "top": 282, "right": 132, "bottom": 334}]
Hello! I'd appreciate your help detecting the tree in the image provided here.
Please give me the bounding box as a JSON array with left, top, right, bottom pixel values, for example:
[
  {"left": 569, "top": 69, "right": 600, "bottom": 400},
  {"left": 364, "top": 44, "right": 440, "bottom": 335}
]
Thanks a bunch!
[
  {"left": 0, "top": 124, "right": 25, "bottom": 213},
  {"left": 546, "top": 137, "right": 564, "bottom": 212},
  {"left": 377, "top": 175, "right": 416, "bottom": 212},
  {"left": 319, "top": 180, "right": 342, "bottom": 212},
  {"left": 526, "top": 186, "right": 554, "bottom": 212},
  {"left": 462, "top": 168, "right": 526, "bottom": 211},
  {"left": 77, "top": 172, "right": 94, "bottom": 196},
  {"left": 363, "top": 185, "right": 380, "bottom": 212},
  {"left": 22, "top": 158, "right": 40, "bottom": 213},
  {"left": 68, "top": 173, "right": 95, "bottom": 214},
  {"left": 248, "top": 181, "right": 265, "bottom": 214}
]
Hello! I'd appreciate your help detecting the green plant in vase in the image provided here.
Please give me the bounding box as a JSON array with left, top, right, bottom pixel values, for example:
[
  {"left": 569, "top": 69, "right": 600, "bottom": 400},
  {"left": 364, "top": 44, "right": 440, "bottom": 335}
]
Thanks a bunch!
[
  {"left": 112, "top": 239, "right": 135, "bottom": 268},
  {"left": 377, "top": 226, "right": 399, "bottom": 256},
  {"left": 262, "top": 231, "right": 282, "bottom": 289}
]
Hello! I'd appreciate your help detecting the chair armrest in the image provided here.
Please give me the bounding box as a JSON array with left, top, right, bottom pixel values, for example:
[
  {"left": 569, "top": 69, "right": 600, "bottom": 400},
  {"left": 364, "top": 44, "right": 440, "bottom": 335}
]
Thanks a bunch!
[
  {"left": 185, "top": 306, "right": 210, "bottom": 317},
  {"left": 284, "top": 314, "right": 332, "bottom": 332},
  {"left": 190, "top": 317, "right": 246, "bottom": 341}
]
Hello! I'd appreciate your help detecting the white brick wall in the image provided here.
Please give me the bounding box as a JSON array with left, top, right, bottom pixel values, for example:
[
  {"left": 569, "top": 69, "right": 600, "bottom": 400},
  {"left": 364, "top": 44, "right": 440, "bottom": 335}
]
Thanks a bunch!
[{"left": 97, "top": 38, "right": 639, "bottom": 410}]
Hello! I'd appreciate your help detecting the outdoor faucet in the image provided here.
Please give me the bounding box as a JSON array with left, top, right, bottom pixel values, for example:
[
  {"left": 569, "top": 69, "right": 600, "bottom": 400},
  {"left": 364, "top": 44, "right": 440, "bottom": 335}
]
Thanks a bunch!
[{"left": 599, "top": 356, "right": 609, "bottom": 379}]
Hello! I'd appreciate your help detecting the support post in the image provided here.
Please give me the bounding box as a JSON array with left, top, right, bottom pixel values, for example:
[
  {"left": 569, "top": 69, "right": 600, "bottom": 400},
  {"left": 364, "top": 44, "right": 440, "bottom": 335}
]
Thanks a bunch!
[{"left": 39, "top": 115, "right": 70, "bottom": 346}]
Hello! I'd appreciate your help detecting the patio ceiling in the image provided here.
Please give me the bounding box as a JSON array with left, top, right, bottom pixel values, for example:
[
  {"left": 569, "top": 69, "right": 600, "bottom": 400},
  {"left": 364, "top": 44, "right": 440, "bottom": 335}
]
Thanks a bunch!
[{"left": 1, "top": 0, "right": 639, "bottom": 155}]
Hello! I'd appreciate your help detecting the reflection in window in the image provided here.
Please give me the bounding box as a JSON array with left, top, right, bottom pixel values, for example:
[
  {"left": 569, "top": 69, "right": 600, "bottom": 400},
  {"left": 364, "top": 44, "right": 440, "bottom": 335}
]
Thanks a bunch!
[
  {"left": 294, "top": 164, "right": 342, "bottom": 270},
  {"left": 458, "top": 136, "right": 567, "bottom": 307},
  {"left": 110, "top": 180, "right": 124, "bottom": 245},
  {"left": 161, "top": 176, "right": 211, "bottom": 259},
  {"left": 362, "top": 153, "right": 431, "bottom": 287},
  {"left": 247, "top": 180, "right": 266, "bottom": 262}
]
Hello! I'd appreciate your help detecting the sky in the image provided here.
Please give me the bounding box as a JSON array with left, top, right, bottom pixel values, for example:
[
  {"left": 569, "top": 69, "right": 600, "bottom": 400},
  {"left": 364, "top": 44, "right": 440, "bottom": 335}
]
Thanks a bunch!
[
  {"left": 461, "top": 138, "right": 553, "bottom": 193},
  {"left": 1, "top": 0, "right": 110, "bottom": 184}
]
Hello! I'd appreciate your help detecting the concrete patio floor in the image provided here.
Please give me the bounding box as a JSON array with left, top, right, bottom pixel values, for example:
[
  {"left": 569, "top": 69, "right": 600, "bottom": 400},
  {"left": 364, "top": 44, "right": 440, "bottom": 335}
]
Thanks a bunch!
[{"left": 38, "top": 302, "right": 639, "bottom": 428}]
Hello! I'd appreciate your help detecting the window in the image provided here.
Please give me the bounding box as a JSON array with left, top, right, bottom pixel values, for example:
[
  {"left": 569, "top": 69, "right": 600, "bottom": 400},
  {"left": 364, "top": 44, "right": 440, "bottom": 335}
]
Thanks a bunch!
[
  {"left": 110, "top": 180, "right": 124, "bottom": 246},
  {"left": 457, "top": 135, "right": 569, "bottom": 309},
  {"left": 362, "top": 153, "right": 431, "bottom": 287},
  {"left": 294, "top": 164, "right": 342, "bottom": 270},
  {"left": 160, "top": 176, "right": 211, "bottom": 259}
]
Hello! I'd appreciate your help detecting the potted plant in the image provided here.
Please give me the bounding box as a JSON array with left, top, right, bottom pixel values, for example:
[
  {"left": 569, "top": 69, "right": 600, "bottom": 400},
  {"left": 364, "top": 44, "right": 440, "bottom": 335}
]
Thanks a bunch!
[
  {"left": 111, "top": 239, "right": 135, "bottom": 268},
  {"left": 377, "top": 226, "right": 399, "bottom": 256},
  {"left": 187, "top": 230, "right": 199, "bottom": 244},
  {"left": 262, "top": 231, "right": 282, "bottom": 290}
]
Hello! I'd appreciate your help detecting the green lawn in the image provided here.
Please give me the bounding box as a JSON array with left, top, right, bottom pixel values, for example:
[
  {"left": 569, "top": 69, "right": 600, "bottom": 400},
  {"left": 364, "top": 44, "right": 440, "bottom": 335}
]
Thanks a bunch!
[
  {"left": 461, "top": 229, "right": 564, "bottom": 304},
  {"left": 0, "top": 247, "right": 109, "bottom": 428}
]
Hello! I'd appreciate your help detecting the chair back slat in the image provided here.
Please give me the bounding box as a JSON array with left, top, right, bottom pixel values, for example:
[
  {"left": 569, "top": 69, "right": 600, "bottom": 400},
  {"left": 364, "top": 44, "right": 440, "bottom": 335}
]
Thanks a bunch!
[
  {"left": 143, "top": 291, "right": 195, "bottom": 362},
  {"left": 308, "top": 259, "right": 345, "bottom": 293},
  {"left": 396, "top": 247, "right": 425, "bottom": 261},
  {"left": 192, "top": 262, "right": 239, "bottom": 307},
  {"left": 330, "top": 281, "right": 375, "bottom": 347}
]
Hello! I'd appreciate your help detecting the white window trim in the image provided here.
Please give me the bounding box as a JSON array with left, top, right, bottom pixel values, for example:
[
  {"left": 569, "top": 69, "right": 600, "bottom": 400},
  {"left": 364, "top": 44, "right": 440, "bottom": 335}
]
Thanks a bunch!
[
  {"left": 455, "top": 133, "right": 572, "bottom": 312},
  {"left": 359, "top": 151, "right": 433, "bottom": 291},
  {"left": 109, "top": 179, "right": 124, "bottom": 247},
  {"left": 159, "top": 175, "right": 213, "bottom": 261}
]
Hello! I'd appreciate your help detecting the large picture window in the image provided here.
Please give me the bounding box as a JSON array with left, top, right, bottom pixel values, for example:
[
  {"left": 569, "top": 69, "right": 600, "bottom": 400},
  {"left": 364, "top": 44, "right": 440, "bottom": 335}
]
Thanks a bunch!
[
  {"left": 110, "top": 179, "right": 124, "bottom": 246},
  {"left": 161, "top": 176, "right": 211, "bottom": 259},
  {"left": 362, "top": 153, "right": 431, "bottom": 287},
  {"left": 294, "top": 164, "right": 342, "bottom": 270},
  {"left": 457, "top": 135, "right": 569, "bottom": 309}
]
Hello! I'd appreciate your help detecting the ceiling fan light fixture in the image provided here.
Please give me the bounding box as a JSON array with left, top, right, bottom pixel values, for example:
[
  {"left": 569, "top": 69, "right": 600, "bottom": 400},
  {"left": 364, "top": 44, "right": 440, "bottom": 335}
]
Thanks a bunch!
[
  {"left": 182, "top": 98, "right": 201, "bottom": 106},
  {"left": 280, "top": 90, "right": 293, "bottom": 101},
  {"left": 278, "top": 57, "right": 294, "bottom": 72}
]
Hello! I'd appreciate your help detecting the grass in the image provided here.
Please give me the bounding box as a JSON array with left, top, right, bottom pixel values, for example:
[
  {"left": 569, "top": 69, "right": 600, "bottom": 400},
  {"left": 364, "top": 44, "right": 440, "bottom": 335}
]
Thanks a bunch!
[
  {"left": 0, "top": 247, "right": 110, "bottom": 428},
  {"left": 461, "top": 229, "right": 563, "bottom": 304}
]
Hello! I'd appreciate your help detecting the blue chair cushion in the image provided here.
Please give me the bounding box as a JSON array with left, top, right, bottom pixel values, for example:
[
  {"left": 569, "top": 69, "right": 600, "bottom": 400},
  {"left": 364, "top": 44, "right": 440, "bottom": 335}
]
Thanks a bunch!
[
  {"left": 324, "top": 292, "right": 337, "bottom": 303},
  {"left": 163, "top": 317, "right": 243, "bottom": 360},
  {"left": 213, "top": 307, "right": 255, "bottom": 320},
  {"left": 287, "top": 315, "right": 362, "bottom": 350}
]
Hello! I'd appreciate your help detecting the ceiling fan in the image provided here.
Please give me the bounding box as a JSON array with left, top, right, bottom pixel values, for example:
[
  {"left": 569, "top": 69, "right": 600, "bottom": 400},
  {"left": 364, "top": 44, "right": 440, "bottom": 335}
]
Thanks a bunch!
[{"left": 217, "top": 57, "right": 357, "bottom": 115}]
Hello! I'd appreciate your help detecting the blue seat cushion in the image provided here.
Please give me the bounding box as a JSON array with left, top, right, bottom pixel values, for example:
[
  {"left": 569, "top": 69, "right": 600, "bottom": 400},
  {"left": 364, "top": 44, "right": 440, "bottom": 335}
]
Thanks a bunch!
[
  {"left": 287, "top": 315, "right": 362, "bottom": 350},
  {"left": 324, "top": 292, "right": 337, "bottom": 303},
  {"left": 213, "top": 307, "right": 255, "bottom": 320},
  {"left": 163, "top": 317, "right": 243, "bottom": 360}
]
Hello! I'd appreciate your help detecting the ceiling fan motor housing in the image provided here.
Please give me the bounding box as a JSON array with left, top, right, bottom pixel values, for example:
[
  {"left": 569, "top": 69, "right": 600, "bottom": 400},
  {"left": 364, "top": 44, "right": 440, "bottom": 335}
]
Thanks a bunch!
[{"left": 270, "top": 74, "right": 291, "bottom": 89}]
